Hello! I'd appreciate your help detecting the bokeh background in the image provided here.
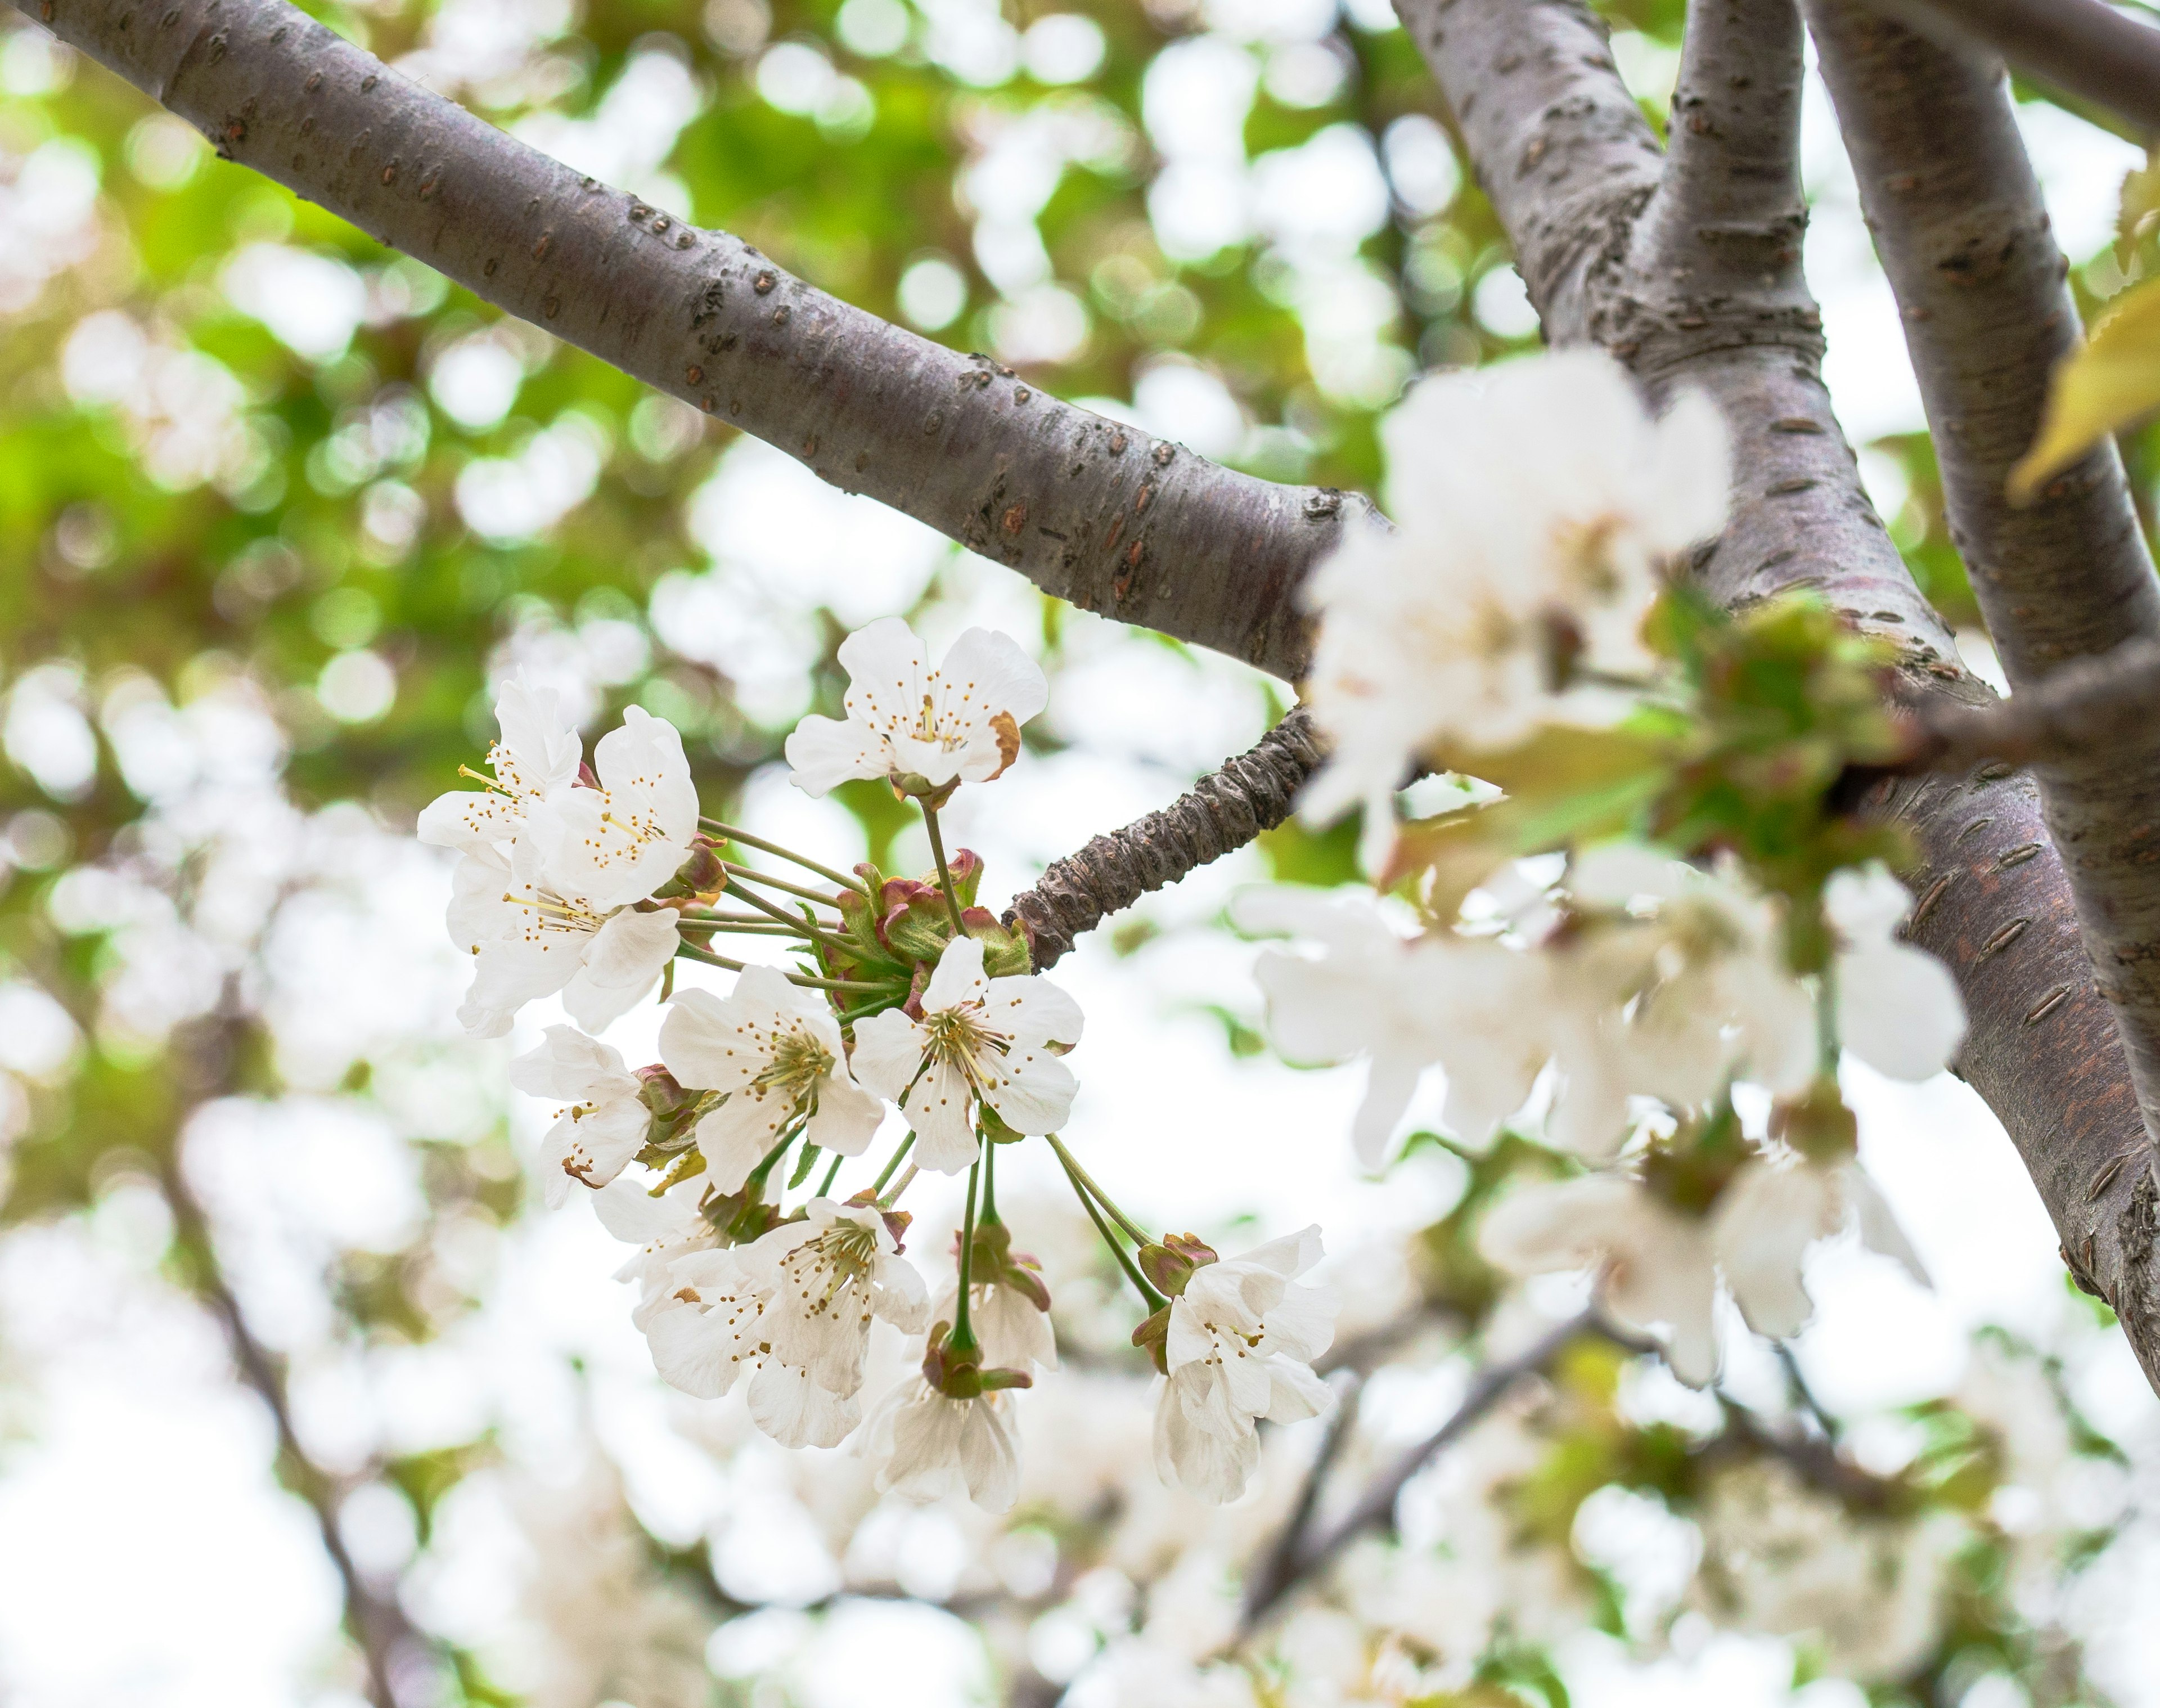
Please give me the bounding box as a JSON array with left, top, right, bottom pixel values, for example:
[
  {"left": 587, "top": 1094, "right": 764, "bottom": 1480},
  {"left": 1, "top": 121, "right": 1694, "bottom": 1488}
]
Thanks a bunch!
[{"left": 1, "top": 0, "right": 2158, "bottom": 1702}]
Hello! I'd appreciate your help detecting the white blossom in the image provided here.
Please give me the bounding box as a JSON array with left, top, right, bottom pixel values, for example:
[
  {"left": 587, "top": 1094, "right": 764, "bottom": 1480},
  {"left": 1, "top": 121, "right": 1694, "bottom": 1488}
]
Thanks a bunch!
[
  {"left": 852, "top": 935, "right": 1083, "bottom": 1173},
  {"left": 509, "top": 1025, "right": 652, "bottom": 1206},
  {"left": 1299, "top": 350, "right": 1729, "bottom": 869},
  {"left": 1238, "top": 886, "right": 1549, "bottom": 1167},
  {"left": 864, "top": 1376, "right": 1023, "bottom": 1512},
  {"left": 1709, "top": 1155, "right": 1928, "bottom": 1340},
  {"left": 1824, "top": 864, "right": 1966, "bottom": 1080},
  {"left": 1154, "top": 1227, "right": 1338, "bottom": 1504},
  {"left": 645, "top": 1197, "right": 926, "bottom": 1447},
  {"left": 532, "top": 705, "right": 701, "bottom": 910},
  {"left": 422, "top": 687, "right": 686, "bottom": 1037},
  {"left": 1479, "top": 1174, "right": 1721, "bottom": 1385},
  {"left": 784, "top": 616, "right": 1048, "bottom": 797},
  {"left": 1556, "top": 845, "right": 1816, "bottom": 1130},
  {"left": 934, "top": 1270, "right": 1058, "bottom": 1374},
  {"left": 659, "top": 964, "right": 886, "bottom": 1192},
  {"left": 593, "top": 1176, "right": 714, "bottom": 1332}
]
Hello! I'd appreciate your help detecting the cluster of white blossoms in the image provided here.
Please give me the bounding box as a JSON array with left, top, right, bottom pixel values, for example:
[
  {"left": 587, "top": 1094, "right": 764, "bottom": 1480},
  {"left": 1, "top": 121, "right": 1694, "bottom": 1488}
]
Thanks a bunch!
[
  {"left": 1246, "top": 848, "right": 1960, "bottom": 1383},
  {"left": 1299, "top": 349, "right": 1731, "bottom": 871},
  {"left": 427, "top": 621, "right": 1338, "bottom": 1510}
]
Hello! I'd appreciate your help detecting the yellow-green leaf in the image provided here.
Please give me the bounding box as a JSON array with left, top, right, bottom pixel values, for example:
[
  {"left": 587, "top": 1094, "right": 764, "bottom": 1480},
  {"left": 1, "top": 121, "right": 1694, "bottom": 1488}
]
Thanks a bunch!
[{"left": 2009, "top": 273, "right": 2160, "bottom": 501}]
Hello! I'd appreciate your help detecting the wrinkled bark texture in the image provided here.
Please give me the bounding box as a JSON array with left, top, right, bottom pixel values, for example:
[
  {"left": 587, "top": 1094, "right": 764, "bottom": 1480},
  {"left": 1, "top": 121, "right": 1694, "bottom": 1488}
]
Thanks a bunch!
[
  {"left": 1400, "top": 0, "right": 2160, "bottom": 1391},
  {"left": 1005, "top": 710, "right": 1324, "bottom": 968},
  {"left": 15, "top": 0, "right": 1354, "bottom": 681}
]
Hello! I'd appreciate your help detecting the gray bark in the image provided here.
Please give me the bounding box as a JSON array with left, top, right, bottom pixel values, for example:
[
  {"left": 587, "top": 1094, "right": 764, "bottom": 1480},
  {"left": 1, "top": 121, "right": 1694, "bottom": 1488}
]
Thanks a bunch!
[
  {"left": 1808, "top": 0, "right": 2160, "bottom": 1368},
  {"left": 1400, "top": 0, "right": 2160, "bottom": 1394},
  {"left": 1906, "top": 638, "right": 2160, "bottom": 772},
  {"left": 1864, "top": 0, "right": 2160, "bottom": 140},
  {"left": 15, "top": 0, "right": 1357, "bottom": 681}
]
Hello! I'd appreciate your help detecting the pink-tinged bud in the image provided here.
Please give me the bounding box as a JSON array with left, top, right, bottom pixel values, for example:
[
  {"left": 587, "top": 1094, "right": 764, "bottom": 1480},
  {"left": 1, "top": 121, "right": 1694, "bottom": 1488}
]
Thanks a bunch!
[
  {"left": 635, "top": 1064, "right": 690, "bottom": 1112},
  {"left": 1137, "top": 1232, "right": 1217, "bottom": 1297},
  {"left": 944, "top": 847, "right": 983, "bottom": 906},
  {"left": 577, "top": 761, "right": 601, "bottom": 789}
]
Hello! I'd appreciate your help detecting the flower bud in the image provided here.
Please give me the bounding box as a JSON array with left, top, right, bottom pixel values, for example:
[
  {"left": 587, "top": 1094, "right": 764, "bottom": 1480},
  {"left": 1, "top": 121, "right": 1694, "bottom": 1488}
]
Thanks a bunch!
[
  {"left": 1136, "top": 1232, "right": 1217, "bottom": 1297},
  {"left": 1771, "top": 1076, "right": 1858, "bottom": 1164},
  {"left": 651, "top": 834, "right": 727, "bottom": 900}
]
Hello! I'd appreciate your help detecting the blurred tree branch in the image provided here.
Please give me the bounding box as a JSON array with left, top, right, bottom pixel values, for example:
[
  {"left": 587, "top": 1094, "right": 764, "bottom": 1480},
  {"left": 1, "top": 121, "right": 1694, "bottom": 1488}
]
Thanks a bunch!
[{"left": 1862, "top": 0, "right": 2160, "bottom": 139}]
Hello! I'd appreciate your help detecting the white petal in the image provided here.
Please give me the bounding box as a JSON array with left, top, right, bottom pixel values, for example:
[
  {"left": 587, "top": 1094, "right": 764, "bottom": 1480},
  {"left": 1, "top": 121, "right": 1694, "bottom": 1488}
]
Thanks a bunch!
[
  {"left": 984, "top": 973, "right": 1084, "bottom": 1049},
  {"left": 1711, "top": 1160, "right": 1835, "bottom": 1340},
  {"left": 696, "top": 1093, "right": 793, "bottom": 1193},
  {"left": 920, "top": 934, "right": 989, "bottom": 1014},
  {"left": 903, "top": 1056, "right": 980, "bottom": 1173},
  {"left": 804, "top": 1067, "right": 886, "bottom": 1156},
  {"left": 784, "top": 713, "right": 889, "bottom": 796},
  {"left": 849, "top": 1008, "right": 927, "bottom": 1102},
  {"left": 957, "top": 1395, "right": 1022, "bottom": 1512},
  {"left": 748, "top": 1362, "right": 861, "bottom": 1449},
  {"left": 563, "top": 907, "right": 678, "bottom": 1032},
  {"left": 1352, "top": 1052, "right": 1420, "bottom": 1170},
  {"left": 508, "top": 1024, "right": 629, "bottom": 1102},
  {"left": 658, "top": 986, "right": 762, "bottom": 1094},
  {"left": 647, "top": 1302, "right": 748, "bottom": 1399},
  {"left": 417, "top": 789, "right": 519, "bottom": 855},
  {"left": 1642, "top": 386, "right": 1731, "bottom": 551},
  {"left": 1836, "top": 940, "right": 1966, "bottom": 1082},
  {"left": 978, "top": 1044, "right": 1076, "bottom": 1137},
  {"left": 1841, "top": 1162, "right": 1931, "bottom": 1289}
]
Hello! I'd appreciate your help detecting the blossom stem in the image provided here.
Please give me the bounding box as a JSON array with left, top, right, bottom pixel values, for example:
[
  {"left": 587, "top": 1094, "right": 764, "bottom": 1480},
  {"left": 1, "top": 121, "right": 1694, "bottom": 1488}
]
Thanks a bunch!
[
  {"left": 1058, "top": 1147, "right": 1167, "bottom": 1315},
  {"left": 721, "top": 879, "right": 856, "bottom": 957},
  {"left": 950, "top": 1161, "right": 982, "bottom": 1358},
  {"left": 920, "top": 803, "right": 968, "bottom": 934},
  {"left": 744, "top": 1126, "right": 801, "bottom": 1190},
  {"left": 698, "top": 817, "right": 870, "bottom": 896},
  {"left": 1815, "top": 960, "right": 1840, "bottom": 1076},
  {"left": 871, "top": 1132, "right": 916, "bottom": 1195},
  {"left": 677, "top": 919, "right": 811, "bottom": 938},
  {"left": 881, "top": 1164, "right": 918, "bottom": 1205},
  {"left": 670, "top": 940, "right": 886, "bottom": 994},
  {"left": 1045, "top": 1135, "right": 1150, "bottom": 1246},
  {"left": 816, "top": 1150, "right": 845, "bottom": 1197},
  {"left": 719, "top": 861, "right": 845, "bottom": 911},
  {"left": 980, "top": 1131, "right": 1000, "bottom": 1225}
]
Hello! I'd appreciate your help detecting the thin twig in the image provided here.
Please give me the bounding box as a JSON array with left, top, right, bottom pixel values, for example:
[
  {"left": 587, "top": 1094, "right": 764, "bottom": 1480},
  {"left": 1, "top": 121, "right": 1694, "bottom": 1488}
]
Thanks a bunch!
[
  {"left": 722, "top": 863, "right": 845, "bottom": 911},
  {"left": 1240, "top": 1372, "right": 1366, "bottom": 1629},
  {"left": 1239, "top": 1310, "right": 1596, "bottom": 1634},
  {"left": 159, "top": 1150, "right": 424, "bottom": 1708},
  {"left": 1895, "top": 638, "right": 2160, "bottom": 775}
]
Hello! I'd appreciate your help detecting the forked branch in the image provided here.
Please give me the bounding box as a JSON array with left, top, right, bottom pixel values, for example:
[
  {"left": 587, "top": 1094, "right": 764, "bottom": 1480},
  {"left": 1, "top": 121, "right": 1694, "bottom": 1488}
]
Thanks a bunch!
[{"left": 1902, "top": 639, "right": 2160, "bottom": 775}]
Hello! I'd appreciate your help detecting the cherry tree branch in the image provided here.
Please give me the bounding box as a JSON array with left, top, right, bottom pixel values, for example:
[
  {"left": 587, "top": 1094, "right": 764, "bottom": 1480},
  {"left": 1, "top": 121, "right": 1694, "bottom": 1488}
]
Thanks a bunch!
[
  {"left": 1899, "top": 639, "right": 2160, "bottom": 774},
  {"left": 15, "top": 0, "right": 1356, "bottom": 681},
  {"left": 1403, "top": 0, "right": 2160, "bottom": 1400},
  {"left": 1807, "top": 1, "right": 2160, "bottom": 1364},
  {"left": 1238, "top": 1309, "right": 1597, "bottom": 1635},
  {"left": 159, "top": 1024, "right": 426, "bottom": 1708},
  {"left": 1004, "top": 709, "right": 1324, "bottom": 969},
  {"left": 1863, "top": 0, "right": 2160, "bottom": 138}
]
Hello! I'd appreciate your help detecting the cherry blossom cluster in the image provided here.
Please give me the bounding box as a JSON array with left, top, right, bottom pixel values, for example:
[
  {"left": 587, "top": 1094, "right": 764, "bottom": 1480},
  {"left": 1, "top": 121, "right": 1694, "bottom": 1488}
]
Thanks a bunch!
[
  {"left": 425, "top": 618, "right": 1338, "bottom": 1508},
  {"left": 1271, "top": 349, "right": 1971, "bottom": 1385}
]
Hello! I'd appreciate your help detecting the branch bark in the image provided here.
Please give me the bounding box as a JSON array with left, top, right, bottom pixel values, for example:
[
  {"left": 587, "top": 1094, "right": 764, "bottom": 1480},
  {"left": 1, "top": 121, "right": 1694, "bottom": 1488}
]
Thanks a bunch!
[
  {"left": 1807, "top": 0, "right": 2160, "bottom": 1362},
  {"left": 1402, "top": 0, "right": 2160, "bottom": 1396},
  {"left": 15, "top": 0, "right": 1355, "bottom": 682},
  {"left": 1900, "top": 637, "right": 2160, "bottom": 773},
  {"left": 1004, "top": 708, "right": 1324, "bottom": 968},
  {"left": 1862, "top": 0, "right": 2160, "bottom": 140},
  {"left": 161, "top": 1022, "right": 428, "bottom": 1708}
]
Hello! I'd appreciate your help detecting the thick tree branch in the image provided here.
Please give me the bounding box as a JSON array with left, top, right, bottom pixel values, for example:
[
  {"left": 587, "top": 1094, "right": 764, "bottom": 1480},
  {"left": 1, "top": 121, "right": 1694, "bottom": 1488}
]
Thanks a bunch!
[
  {"left": 1004, "top": 709, "right": 1324, "bottom": 969},
  {"left": 1405, "top": 0, "right": 2160, "bottom": 1399},
  {"left": 1808, "top": 0, "right": 2160, "bottom": 1353},
  {"left": 1900, "top": 638, "right": 2160, "bottom": 774},
  {"left": 1864, "top": 0, "right": 2160, "bottom": 140},
  {"left": 1638, "top": 0, "right": 1809, "bottom": 284},
  {"left": 16, "top": 0, "right": 1354, "bottom": 681}
]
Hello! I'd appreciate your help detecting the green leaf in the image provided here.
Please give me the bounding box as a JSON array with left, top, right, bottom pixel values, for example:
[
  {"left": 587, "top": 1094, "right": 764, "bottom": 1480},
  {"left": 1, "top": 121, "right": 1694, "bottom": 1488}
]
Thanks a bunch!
[{"left": 2010, "top": 272, "right": 2160, "bottom": 500}]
